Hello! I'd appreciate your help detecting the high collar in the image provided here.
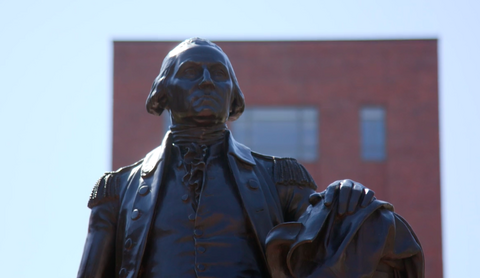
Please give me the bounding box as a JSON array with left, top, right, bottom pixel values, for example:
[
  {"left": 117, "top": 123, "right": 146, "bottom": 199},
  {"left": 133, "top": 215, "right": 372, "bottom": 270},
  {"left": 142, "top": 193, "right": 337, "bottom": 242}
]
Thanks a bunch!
[
  {"left": 141, "top": 130, "right": 256, "bottom": 177},
  {"left": 170, "top": 123, "right": 227, "bottom": 146}
]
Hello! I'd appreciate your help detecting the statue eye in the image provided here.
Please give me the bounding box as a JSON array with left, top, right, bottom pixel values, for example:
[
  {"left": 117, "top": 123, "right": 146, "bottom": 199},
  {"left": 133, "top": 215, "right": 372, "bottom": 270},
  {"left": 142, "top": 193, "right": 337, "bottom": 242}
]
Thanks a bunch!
[
  {"left": 182, "top": 67, "right": 200, "bottom": 78},
  {"left": 211, "top": 68, "right": 228, "bottom": 80}
]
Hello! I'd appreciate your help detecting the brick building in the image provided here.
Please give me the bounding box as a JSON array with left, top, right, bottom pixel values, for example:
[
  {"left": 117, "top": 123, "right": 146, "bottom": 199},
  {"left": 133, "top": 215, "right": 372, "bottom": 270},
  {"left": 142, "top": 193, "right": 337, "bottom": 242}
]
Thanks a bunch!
[{"left": 112, "top": 40, "right": 441, "bottom": 277}]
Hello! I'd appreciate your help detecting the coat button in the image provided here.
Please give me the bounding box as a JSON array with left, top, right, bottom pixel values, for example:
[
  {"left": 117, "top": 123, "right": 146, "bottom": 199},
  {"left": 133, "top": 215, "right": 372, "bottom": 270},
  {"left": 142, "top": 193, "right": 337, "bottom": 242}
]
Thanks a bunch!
[
  {"left": 194, "top": 229, "right": 203, "bottom": 237},
  {"left": 138, "top": 185, "right": 150, "bottom": 196},
  {"left": 197, "top": 246, "right": 206, "bottom": 253},
  {"left": 182, "top": 194, "right": 189, "bottom": 202},
  {"left": 124, "top": 238, "right": 133, "bottom": 250},
  {"left": 119, "top": 268, "right": 127, "bottom": 278},
  {"left": 188, "top": 214, "right": 196, "bottom": 221},
  {"left": 197, "top": 264, "right": 206, "bottom": 271},
  {"left": 248, "top": 179, "right": 259, "bottom": 190},
  {"left": 131, "top": 209, "right": 140, "bottom": 220}
]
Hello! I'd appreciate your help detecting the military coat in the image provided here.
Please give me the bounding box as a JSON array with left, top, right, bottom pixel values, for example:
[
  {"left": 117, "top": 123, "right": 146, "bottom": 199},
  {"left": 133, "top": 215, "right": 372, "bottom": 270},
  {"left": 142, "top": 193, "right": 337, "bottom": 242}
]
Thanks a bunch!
[{"left": 78, "top": 131, "right": 317, "bottom": 278}]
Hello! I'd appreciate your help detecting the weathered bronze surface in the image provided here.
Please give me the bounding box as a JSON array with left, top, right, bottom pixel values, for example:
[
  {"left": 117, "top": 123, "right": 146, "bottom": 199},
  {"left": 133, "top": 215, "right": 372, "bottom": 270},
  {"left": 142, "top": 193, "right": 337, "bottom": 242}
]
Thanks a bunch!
[{"left": 78, "top": 38, "right": 423, "bottom": 278}]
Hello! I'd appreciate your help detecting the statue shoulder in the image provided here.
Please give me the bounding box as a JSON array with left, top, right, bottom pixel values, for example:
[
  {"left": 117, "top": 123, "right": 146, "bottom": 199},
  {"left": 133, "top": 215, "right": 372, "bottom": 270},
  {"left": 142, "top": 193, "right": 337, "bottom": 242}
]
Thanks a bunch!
[
  {"left": 251, "top": 151, "right": 275, "bottom": 163},
  {"left": 251, "top": 152, "right": 317, "bottom": 190},
  {"left": 87, "top": 159, "right": 143, "bottom": 209}
]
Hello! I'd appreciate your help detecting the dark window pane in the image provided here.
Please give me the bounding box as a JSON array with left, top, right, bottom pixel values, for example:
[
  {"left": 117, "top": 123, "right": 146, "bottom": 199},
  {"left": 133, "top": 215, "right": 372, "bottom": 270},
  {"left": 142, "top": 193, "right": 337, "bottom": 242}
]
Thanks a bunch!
[{"left": 361, "top": 107, "right": 386, "bottom": 161}]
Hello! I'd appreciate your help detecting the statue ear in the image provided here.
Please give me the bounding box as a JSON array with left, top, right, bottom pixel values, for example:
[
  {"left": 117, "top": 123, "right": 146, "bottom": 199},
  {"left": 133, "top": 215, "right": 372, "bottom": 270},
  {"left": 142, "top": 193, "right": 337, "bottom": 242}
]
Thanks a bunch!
[
  {"left": 228, "top": 86, "right": 245, "bottom": 121},
  {"left": 146, "top": 76, "right": 168, "bottom": 116}
]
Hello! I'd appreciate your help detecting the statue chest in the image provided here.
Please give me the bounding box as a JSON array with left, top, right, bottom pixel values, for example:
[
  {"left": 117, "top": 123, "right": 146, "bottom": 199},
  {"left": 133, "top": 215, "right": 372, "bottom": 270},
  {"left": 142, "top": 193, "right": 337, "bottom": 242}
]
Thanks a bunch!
[{"left": 140, "top": 148, "right": 265, "bottom": 278}]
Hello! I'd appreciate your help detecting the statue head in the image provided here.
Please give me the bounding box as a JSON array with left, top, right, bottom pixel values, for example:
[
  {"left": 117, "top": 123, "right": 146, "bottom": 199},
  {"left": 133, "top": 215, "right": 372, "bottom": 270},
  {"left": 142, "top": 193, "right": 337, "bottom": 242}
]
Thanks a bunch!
[{"left": 146, "top": 38, "right": 245, "bottom": 126}]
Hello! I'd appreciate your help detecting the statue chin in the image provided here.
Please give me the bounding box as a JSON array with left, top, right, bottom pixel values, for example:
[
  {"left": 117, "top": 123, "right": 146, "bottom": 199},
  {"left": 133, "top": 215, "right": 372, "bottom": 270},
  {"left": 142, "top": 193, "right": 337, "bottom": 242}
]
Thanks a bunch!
[
  {"left": 191, "top": 115, "right": 226, "bottom": 126},
  {"left": 174, "top": 113, "right": 224, "bottom": 126}
]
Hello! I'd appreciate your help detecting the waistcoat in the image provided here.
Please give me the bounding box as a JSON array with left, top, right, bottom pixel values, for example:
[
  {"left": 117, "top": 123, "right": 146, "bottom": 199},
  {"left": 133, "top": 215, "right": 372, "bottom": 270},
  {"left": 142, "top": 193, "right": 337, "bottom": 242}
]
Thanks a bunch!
[{"left": 140, "top": 141, "right": 266, "bottom": 278}]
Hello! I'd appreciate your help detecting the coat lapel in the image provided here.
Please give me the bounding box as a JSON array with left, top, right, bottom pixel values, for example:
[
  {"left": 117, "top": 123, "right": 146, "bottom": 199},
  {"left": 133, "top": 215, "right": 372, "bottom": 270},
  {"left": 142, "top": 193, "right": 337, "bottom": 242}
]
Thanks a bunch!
[
  {"left": 227, "top": 131, "right": 272, "bottom": 267},
  {"left": 120, "top": 132, "right": 171, "bottom": 278}
]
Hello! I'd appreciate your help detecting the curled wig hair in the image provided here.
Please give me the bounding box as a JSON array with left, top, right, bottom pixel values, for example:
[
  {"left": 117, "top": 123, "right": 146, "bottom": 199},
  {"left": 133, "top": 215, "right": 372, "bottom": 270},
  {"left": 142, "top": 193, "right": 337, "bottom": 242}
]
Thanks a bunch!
[{"left": 145, "top": 38, "right": 245, "bottom": 121}]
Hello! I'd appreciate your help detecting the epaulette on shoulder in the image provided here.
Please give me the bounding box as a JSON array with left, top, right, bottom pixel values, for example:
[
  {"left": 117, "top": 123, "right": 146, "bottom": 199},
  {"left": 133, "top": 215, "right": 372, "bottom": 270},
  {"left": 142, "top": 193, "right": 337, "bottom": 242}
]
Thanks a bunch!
[
  {"left": 88, "top": 172, "right": 117, "bottom": 208},
  {"left": 87, "top": 160, "right": 143, "bottom": 209},
  {"left": 273, "top": 157, "right": 317, "bottom": 190}
]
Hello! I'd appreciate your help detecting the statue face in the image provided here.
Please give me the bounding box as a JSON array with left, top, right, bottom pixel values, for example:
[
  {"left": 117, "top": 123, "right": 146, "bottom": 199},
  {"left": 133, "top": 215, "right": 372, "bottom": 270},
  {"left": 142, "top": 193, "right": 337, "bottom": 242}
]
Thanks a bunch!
[{"left": 166, "top": 45, "right": 233, "bottom": 126}]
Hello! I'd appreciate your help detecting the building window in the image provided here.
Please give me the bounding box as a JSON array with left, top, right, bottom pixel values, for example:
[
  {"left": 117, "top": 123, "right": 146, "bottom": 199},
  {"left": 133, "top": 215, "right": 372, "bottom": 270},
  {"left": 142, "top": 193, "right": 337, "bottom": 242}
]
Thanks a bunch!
[
  {"left": 231, "top": 107, "right": 318, "bottom": 162},
  {"left": 360, "top": 107, "right": 386, "bottom": 161}
]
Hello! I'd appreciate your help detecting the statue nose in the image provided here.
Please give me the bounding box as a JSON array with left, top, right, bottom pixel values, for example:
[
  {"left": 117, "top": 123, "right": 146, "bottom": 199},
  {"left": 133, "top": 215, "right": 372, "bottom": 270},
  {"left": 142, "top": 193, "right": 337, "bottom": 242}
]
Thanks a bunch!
[{"left": 199, "top": 69, "right": 215, "bottom": 89}]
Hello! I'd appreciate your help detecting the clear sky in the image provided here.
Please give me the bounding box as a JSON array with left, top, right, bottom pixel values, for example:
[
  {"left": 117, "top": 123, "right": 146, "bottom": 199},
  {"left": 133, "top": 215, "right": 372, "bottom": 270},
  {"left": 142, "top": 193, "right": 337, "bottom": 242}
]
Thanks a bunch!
[{"left": 0, "top": 1, "right": 478, "bottom": 277}]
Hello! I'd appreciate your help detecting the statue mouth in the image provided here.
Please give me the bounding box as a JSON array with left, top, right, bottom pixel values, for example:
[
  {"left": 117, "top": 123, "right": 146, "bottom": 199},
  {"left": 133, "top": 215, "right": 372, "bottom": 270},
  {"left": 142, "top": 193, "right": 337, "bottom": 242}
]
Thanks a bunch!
[
  {"left": 192, "top": 102, "right": 220, "bottom": 113},
  {"left": 191, "top": 92, "right": 222, "bottom": 108}
]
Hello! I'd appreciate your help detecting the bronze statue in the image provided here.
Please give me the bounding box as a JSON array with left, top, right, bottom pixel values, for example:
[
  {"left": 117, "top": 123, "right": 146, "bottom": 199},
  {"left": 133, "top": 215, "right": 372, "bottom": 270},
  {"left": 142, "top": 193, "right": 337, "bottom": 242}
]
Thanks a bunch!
[{"left": 78, "top": 38, "right": 423, "bottom": 278}]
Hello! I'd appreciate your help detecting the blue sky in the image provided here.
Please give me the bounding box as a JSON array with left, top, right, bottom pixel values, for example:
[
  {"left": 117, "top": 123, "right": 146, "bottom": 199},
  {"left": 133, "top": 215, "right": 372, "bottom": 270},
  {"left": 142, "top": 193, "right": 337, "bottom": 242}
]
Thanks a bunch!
[{"left": 0, "top": 1, "right": 478, "bottom": 277}]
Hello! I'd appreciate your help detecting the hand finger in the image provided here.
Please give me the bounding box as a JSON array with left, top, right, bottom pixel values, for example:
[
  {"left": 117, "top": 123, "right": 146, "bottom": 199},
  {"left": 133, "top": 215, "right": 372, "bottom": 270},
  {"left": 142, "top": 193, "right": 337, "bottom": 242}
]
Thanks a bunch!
[
  {"left": 324, "top": 181, "right": 340, "bottom": 206},
  {"left": 347, "top": 182, "right": 363, "bottom": 214},
  {"left": 361, "top": 189, "right": 376, "bottom": 207},
  {"left": 338, "top": 180, "right": 353, "bottom": 215}
]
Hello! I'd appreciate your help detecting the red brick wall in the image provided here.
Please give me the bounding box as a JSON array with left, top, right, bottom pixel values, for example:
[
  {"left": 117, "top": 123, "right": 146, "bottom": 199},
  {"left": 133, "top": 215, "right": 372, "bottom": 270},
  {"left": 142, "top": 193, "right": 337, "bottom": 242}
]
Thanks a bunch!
[{"left": 113, "top": 40, "right": 441, "bottom": 277}]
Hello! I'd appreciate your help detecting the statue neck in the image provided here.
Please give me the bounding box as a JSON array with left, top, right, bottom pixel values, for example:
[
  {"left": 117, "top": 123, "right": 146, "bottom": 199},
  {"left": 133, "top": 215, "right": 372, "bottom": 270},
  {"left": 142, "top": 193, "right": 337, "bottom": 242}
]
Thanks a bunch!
[{"left": 170, "top": 123, "right": 227, "bottom": 146}]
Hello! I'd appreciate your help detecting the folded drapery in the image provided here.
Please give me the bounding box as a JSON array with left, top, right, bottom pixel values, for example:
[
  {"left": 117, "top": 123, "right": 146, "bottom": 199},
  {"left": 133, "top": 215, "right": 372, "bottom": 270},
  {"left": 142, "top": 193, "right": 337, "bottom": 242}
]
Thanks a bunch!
[{"left": 266, "top": 195, "right": 424, "bottom": 278}]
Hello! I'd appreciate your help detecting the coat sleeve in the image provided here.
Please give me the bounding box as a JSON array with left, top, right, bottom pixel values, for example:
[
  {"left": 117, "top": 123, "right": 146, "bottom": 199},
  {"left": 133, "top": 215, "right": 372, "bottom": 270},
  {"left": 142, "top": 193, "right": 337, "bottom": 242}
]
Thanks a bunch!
[
  {"left": 78, "top": 173, "right": 119, "bottom": 278},
  {"left": 273, "top": 157, "right": 317, "bottom": 222}
]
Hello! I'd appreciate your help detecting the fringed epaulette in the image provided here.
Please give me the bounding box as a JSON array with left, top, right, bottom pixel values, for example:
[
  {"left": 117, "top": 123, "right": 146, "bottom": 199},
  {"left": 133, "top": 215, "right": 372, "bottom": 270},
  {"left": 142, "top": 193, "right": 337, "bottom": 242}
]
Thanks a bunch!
[
  {"left": 87, "top": 160, "right": 143, "bottom": 208},
  {"left": 274, "top": 157, "right": 317, "bottom": 190},
  {"left": 88, "top": 172, "right": 118, "bottom": 209}
]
